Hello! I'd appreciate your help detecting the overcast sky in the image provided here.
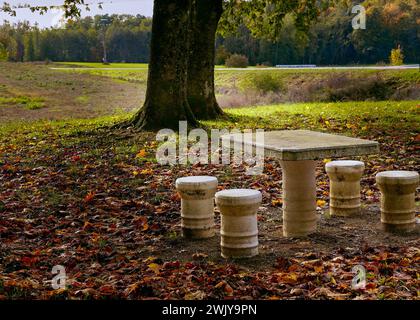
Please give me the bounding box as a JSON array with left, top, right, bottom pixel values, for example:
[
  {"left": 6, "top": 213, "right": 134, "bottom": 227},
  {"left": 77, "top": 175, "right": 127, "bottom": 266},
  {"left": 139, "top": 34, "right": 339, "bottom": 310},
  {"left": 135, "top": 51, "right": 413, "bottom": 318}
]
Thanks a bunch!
[{"left": 0, "top": 0, "right": 154, "bottom": 27}]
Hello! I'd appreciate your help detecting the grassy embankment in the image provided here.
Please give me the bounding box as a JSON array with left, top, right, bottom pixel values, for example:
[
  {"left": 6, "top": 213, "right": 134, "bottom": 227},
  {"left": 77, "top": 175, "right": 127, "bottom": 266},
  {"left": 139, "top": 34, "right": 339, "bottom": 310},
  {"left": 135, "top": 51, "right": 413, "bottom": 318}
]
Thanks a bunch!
[{"left": 56, "top": 62, "right": 420, "bottom": 107}]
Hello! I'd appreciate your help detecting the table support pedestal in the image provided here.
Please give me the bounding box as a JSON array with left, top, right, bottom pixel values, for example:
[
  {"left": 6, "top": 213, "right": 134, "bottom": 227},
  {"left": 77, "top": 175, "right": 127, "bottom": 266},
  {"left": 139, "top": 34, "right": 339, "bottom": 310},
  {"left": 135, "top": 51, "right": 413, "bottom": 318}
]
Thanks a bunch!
[{"left": 280, "top": 160, "right": 318, "bottom": 237}]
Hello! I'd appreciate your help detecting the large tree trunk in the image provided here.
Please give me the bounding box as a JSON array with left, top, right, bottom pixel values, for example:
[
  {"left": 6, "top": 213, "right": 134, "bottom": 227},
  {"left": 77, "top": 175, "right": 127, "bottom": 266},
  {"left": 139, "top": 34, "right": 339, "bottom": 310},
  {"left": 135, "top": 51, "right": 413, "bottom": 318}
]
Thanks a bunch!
[
  {"left": 187, "top": 0, "right": 224, "bottom": 119},
  {"left": 131, "top": 0, "right": 198, "bottom": 130}
]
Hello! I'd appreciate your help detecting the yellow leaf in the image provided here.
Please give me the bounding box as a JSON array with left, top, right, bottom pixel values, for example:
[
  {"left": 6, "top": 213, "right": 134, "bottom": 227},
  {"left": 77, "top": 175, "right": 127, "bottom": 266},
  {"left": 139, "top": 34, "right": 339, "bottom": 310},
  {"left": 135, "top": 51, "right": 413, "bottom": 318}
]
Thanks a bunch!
[
  {"left": 284, "top": 273, "right": 298, "bottom": 283},
  {"left": 325, "top": 120, "right": 330, "bottom": 126},
  {"left": 317, "top": 199, "right": 327, "bottom": 207},
  {"left": 184, "top": 290, "right": 206, "bottom": 300},
  {"left": 83, "top": 221, "right": 93, "bottom": 230},
  {"left": 143, "top": 256, "right": 157, "bottom": 263},
  {"left": 271, "top": 198, "right": 282, "bottom": 206},
  {"left": 50, "top": 288, "right": 67, "bottom": 296},
  {"left": 323, "top": 158, "right": 332, "bottom": 164},
  {"left": 148, "top": 263, "right": 161, "bottom": 274},
  {"left": 133, "top": 170, "right": 139, "bottom": 176},
  {"left": 125, "top": 282, "right": 140, "bottom": 295},
  {"left": 314, "top": 265, "right": 324, "bottom": 273},
  {"left": 136, "top": 149, "right": 147, "bottom": 158},
  {"left": 140, "top": 169, "right": 153, "bottom": 175}
]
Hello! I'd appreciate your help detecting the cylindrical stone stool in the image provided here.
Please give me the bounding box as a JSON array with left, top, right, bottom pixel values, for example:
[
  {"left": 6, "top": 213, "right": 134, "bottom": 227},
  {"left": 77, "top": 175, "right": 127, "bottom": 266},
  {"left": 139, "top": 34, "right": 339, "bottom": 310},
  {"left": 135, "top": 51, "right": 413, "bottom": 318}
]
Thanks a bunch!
[
  {"left": 325, "top": 160, "right": 365, "bottom": 217},
  {"left": 215, "top": 189, "right": 262, "bottom": 258},
  {"left": 176, "top": 176, "right": 218, "bottom": 239},
  {"left": 376, "top": 171, "right": 419, "bottom": 232}
]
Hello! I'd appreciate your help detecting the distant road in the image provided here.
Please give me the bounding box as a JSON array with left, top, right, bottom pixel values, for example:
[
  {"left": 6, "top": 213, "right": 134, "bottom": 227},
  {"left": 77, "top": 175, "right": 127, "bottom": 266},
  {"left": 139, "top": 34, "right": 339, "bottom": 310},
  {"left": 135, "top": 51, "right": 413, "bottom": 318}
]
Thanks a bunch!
[
  {"left": 51, "top": 64, "right": 419, "bottom": 71},
  {"left": 220, "top": 65, "right": 420, "bottom": 71}
]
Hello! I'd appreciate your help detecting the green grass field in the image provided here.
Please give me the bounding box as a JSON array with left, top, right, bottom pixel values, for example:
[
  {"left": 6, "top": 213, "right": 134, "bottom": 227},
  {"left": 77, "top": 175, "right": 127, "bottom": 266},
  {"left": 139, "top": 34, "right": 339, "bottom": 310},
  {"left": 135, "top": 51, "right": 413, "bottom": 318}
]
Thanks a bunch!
[
  {"left": 205, "top": 101, "right": 420, "bottom": 132},
  {"left": 2, "top": 100, "right": 418, "bottom": 164}
]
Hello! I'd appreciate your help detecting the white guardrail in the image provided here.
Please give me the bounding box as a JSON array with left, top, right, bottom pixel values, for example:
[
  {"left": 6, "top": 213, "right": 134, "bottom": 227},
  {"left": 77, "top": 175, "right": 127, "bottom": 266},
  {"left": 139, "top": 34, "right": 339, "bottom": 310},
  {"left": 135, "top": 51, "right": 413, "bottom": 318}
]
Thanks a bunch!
[{"left": 275, "top": 65, "right": 317, "bottom": 68}]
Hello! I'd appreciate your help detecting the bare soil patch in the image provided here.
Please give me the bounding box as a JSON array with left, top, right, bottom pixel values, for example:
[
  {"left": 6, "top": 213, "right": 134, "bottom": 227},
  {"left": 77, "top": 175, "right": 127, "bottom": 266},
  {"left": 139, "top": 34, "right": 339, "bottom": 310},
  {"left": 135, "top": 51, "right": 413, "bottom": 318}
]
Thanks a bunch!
[{"left": 0, "top": 62, "right": 143, "bottom": 123}]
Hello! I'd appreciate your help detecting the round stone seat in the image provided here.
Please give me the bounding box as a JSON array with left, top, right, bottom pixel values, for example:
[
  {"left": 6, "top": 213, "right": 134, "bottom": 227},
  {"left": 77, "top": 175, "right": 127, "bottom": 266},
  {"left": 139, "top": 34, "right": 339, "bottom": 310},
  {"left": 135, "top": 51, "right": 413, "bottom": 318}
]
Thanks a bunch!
[
  {"left": 326, "top": 160, "right": 364, "bottom": 172},
  {"left": 325, "top": 160, "right": 365, "bottom": 217},
  {"left": 176, "top": 176, "right": 218, "bottom": 239},
  {"left": 215, "top": 189, "right": 262, "bottom": 206},
  {"left": 176, "top": 176, "right": 218, "bottom": 193},
  {"left": 215, "top": 189, "right": 262, "bottom": 258},
  {"left": 376, "top": 171, "right": 419, "bottom": 232},
  {"left": 376, "top": 170, "right": 419, "bottom": 185}
]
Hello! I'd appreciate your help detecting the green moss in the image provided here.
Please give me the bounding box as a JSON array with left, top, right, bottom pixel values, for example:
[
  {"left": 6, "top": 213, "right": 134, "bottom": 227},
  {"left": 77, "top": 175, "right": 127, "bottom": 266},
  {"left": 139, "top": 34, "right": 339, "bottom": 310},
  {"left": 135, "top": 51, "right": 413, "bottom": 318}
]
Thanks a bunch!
[
  {"left": 0, "top": 96, "right": 46, "bottom": 110},
  {"left": 75, "top": 95, "right": 90, "bottom": 104}
]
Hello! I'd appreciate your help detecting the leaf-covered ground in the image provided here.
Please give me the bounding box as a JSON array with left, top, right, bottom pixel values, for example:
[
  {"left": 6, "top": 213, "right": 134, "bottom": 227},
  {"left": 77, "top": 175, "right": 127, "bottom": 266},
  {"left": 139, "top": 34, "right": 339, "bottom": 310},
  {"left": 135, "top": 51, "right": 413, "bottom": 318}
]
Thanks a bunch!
[{"left": 0, "top": 100, "right": 419, "bottom": 300}]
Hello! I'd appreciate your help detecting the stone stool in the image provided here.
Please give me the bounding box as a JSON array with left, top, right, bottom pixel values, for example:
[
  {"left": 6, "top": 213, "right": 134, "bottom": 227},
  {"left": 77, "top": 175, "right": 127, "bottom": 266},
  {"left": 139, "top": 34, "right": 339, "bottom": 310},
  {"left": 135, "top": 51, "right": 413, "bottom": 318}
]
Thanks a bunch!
[
  {"left": 325, "top": 160, "right": 365, "bottom": 216},
  {"left": 376, "top": 171, "right": 419, "bottom": 232},
  {"left": 176, "top": 176, "right": 218, "bottom": 239},
  {"left": 215, "top": 189, "right": 262, "bottom": 258}
]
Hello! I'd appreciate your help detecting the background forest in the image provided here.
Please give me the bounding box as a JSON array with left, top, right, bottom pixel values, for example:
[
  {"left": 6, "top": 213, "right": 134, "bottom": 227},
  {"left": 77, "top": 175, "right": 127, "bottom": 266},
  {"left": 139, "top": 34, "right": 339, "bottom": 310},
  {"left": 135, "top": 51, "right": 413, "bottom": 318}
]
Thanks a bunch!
[{"left": 0, "top": 0, "right": 418, "bottom": 65}]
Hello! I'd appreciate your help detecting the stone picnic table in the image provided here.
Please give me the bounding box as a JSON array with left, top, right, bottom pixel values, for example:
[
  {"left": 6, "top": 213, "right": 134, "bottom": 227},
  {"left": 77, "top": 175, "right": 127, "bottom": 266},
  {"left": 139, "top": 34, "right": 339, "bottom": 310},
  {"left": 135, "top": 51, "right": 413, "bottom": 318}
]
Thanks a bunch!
[{"left": 223, "top": 130, "right": 379, "bottom": 237}]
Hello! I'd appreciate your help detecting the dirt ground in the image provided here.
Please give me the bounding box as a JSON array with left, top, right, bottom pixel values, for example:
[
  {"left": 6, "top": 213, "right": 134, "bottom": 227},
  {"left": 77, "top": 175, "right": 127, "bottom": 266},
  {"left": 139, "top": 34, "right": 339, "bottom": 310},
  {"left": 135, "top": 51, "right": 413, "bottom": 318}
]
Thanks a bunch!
[
  {"left": 156, "top": 204, "right": 420, "bottom": 271},
  {"left": 0, "top": 62, "right": 143, "bottom": 123}
]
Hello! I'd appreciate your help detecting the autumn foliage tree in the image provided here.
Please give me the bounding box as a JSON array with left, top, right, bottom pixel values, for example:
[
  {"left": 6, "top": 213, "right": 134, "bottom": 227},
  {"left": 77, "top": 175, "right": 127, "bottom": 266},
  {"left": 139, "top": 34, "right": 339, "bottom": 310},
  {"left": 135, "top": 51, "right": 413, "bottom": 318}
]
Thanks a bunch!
[{"left": 390, "top": 45, "right": 404, "bottom": 65}]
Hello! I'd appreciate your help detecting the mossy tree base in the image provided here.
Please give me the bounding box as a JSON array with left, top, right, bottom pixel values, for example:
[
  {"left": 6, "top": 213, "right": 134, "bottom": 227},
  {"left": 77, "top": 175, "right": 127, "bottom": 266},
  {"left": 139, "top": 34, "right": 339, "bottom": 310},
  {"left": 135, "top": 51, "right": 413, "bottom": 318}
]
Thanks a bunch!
[{"left": 130, "top": 0, "right": 223, "bottom": 130}]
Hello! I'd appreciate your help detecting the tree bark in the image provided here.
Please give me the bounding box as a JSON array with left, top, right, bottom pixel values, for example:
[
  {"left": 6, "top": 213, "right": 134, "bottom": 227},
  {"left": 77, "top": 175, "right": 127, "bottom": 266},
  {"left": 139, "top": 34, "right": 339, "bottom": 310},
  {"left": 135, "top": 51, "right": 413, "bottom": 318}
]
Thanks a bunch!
[
  {"left": 187, "top": 0, "right": 224, "bottom": 119},
  {"left": 131, "top": 0, "right": 198, "bottom": 130}
]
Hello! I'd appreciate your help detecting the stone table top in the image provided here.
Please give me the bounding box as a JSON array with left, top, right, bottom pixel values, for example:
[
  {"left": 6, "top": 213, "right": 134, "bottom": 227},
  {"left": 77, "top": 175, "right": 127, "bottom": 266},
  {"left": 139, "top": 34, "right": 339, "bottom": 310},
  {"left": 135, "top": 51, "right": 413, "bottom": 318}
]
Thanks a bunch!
[{"left": 222, "top": 130, "right": 379, "bottom": 161}]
